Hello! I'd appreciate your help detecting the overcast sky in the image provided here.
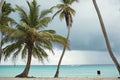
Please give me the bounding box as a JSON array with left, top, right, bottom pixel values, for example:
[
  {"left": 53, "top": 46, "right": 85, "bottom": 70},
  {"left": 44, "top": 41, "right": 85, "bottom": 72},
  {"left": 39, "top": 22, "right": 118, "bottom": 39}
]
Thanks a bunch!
[{"left": 1, "top": 0, "right": 120, "bottom": 65}]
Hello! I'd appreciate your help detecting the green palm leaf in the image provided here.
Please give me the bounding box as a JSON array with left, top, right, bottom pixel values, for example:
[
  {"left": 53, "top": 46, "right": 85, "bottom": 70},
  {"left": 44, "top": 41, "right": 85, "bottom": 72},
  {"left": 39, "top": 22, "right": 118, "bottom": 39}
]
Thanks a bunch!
[
  {"left": 59, "top": 11, "right": 65, "bottom": 20},
  {"left": 12, "top": 45, "right": 22, "bottom": 63},
  {"left": 39, "top": 31, "right": 68, "bottom": 47},
  {"left": 16, "top": 5, "right": 30, "bottom": 25},
  {"left": 21, "top": 45, "right": 27, "bottom": 59},
  {"left": 3, "top": 40, "right": 23, "bottom": 61},
  {"left": 36, "top": 17, "right": 51, "bottom": 28},
  {"left": 39, "top": 9, "right": 52, "bottom": 19}
]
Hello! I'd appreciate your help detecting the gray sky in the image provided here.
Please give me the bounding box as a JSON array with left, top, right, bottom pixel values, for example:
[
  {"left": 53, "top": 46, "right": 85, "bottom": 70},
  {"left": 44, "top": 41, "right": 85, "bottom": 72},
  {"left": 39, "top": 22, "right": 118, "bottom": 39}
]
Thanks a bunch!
[{"left": 1, "top": 0, "right": 120, "bottom": 65}]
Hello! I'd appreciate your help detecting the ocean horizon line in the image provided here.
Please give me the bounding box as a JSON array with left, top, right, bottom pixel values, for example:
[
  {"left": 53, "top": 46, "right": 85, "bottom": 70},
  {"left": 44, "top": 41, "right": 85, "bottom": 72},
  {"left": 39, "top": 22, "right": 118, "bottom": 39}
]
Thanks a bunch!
[{"left": 0, "top": 64, "right": 115, "bottom": 66}]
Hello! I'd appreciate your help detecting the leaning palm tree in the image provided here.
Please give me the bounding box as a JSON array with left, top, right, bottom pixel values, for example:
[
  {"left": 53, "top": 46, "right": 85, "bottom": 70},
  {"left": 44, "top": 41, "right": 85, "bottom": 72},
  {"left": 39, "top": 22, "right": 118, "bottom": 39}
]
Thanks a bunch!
[
  {"left": 51, "top": 0, "right": 78, "bottom": 78},
  {"left": 0, "top": 0, "right": 68, "bottom": 77},
  {"left": 92, "top": 0, "right": 120, "bottom": 74}
]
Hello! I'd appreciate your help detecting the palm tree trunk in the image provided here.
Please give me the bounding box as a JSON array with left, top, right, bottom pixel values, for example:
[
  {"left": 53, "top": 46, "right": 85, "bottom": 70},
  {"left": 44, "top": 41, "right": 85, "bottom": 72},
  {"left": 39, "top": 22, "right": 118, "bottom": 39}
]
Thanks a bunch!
[
  {"left": 54, "top": 27, "right": 70, "bottom": 78},
  {"left": 15, "top": 46, "right": 33, "bottom": 78},
  {"left": 93, "top": 0, "right": 120, "bottom": 75}
]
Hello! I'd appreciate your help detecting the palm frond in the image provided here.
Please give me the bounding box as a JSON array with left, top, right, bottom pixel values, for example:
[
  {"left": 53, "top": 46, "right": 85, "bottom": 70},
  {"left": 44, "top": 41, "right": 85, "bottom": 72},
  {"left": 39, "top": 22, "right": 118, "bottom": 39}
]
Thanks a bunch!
[
  {"left": 39, "top": 9, "right": 52, "bottom": 19},
  {"left": 69, "top": 0, "right": 78, "bottom": 4},
  {"left": 38, "top": 47, "right": 48, "bottom": 58},
  {"left": 10, "top": 29, "right": 26, "bottom": 38},
  {"left": 3, "top": 40, "right": 23, "bottom": 61},
  {"left": 32, "top": 47, "right": 42, "bottom": 60},
  {"left": 59, "top": 11, "right": 65, "bottom": 20},
  {"left": 35, "top": 40, "right": 54, "bottom": 54},
  {"left": 16, "top": 5, "right": 30, "bottom": 25},
  {"left": 6, "top": 17, "right": 17, "bottom": 26},
  {"left": 0, "top": 25, "right": 16, "bottom": 34},
  {"left": 39, "top": 31, "right": 54, "bottom": 40},
  {"left": 40, "top": 30, "right": 56, "bottom": 34},
  {"left": 49, "top": 34, "right": 68, "bottom": 47},
  {"left": 2, "top": 1, "right": 15, "bottom": 15},
  {"left": 17, "top": 21, "right": 30, "bottom": 32},
  {"left": 12, "top": 45, "right": 22, "bottom": 63},
  {"left": 1, "top": 35, "right": 16, "bottom": 46},
  {"left": 69, "top": 7, "right": 76, "bottom": 15},
  {"left": 27, "top": 0, "right": 39, "bottom": 27},
  {"left": 38, "top": 31, "right": 68, "bottom": 47},
  {"left": 32, "top": 46, "right": 48, "bottom": 62},
  {"left": 32, "top": 48, "right": 43, "bottom": 62},
  {"left": 21, "top": 45, "right": 27, "bottom": 59},
  {"left": 36, "top": 17, "right": 51, "bottom": 28},
  {"left": 62, "top": 0, "right": 70, "bottom": 4},
  {"left": 50, "top": 4, "right": 64, "bottom": 10},
  {"left": 52, "top": 9, "right": 63, "bottom": 19}
]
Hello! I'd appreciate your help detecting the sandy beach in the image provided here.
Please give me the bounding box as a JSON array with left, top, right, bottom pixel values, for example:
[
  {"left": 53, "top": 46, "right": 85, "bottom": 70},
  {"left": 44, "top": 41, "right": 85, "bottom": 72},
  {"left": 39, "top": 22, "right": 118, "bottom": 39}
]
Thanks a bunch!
[{"left": 0, "top": 77, "right": 119, "bottom": 80}]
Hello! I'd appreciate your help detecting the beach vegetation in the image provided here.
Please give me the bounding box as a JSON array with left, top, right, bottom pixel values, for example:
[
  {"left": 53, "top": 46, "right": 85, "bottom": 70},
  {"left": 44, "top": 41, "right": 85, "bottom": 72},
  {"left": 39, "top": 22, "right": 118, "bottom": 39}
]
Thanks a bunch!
[
  {"left": 0, "top": 1, "right": 15, "bottom": 58},
  {"left": 51, "top": 0, "right": 78, "bottom": 78},
  {"left": 0, "top": 0, "right": 68, "bottom": 78}
]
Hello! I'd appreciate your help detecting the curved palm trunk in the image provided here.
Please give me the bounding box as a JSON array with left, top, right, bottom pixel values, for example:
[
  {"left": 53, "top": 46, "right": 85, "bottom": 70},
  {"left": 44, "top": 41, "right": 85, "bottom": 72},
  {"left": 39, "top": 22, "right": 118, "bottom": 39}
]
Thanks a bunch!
[
  {"left": 16, "top": 46, "right": 33, "bottom": 78},
  {"left": 54, "top": 27, "right": 70, "bottom": 78},
  {"left": 93, "top": 0, "right": 120, "bottom": 74}
]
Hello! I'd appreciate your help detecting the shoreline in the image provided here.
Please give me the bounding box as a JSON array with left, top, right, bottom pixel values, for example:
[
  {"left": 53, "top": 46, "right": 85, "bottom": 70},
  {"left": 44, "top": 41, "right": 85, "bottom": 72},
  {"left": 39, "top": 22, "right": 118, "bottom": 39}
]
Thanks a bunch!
[{"left": 0, "top": 77, "right": 119, "bottom": 80}]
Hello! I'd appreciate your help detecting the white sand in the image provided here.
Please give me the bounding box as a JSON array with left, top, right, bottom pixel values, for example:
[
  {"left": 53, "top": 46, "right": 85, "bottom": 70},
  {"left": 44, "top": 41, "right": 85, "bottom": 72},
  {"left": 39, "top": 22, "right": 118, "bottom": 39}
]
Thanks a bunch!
[{"left": 0, "top": 77, "right": 119, "bottom": 80}]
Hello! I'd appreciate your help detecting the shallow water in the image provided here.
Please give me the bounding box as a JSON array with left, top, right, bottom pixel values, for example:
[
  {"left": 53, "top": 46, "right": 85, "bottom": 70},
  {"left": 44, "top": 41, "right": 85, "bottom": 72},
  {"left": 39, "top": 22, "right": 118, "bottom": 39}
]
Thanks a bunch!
[{"left": 0, "top": 64, "right": 119, "bottom": 77}]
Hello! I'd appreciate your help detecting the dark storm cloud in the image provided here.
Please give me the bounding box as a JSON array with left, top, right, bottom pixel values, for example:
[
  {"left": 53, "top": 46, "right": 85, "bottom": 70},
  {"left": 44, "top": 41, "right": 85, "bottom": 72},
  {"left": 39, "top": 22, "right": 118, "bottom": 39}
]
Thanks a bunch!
[{"left": 6, "top": 0, "right": 120, "bottom": 52}]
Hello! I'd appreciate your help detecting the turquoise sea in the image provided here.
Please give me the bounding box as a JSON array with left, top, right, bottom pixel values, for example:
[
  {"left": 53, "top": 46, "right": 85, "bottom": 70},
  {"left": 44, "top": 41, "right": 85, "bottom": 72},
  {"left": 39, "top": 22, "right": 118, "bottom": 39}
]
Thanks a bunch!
[{"left": 0, "top": 64, "right": 119, "bottom": 77}]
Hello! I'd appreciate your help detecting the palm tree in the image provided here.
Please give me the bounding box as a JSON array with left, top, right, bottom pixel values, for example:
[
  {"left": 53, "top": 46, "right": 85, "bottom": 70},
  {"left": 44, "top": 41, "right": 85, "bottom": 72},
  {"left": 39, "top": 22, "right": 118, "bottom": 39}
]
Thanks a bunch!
[
  {"left": 0, "top": 0, "right": 68, "bottom": 77},
  {"left": 0, "top": 1, "right": 15, "bottom": 54},
  {"left": 51, "top": 0, "right": 78, "bottom": 78},
  {"left": 92, "top": 0, "right": 120, "bottom": 74}
]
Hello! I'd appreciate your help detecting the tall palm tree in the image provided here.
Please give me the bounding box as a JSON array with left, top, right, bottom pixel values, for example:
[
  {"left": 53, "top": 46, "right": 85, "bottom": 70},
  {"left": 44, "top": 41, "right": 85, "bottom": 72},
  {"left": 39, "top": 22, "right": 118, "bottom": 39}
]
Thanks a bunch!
[
  {"left": 0, "top": 0, "right": 68, "bottom": 77},
  {"left": 51, "top": 0, "right": 78, "bottom": 78},
  {"left": 92, "top": 0, "right": 120, "bottom": 74}
]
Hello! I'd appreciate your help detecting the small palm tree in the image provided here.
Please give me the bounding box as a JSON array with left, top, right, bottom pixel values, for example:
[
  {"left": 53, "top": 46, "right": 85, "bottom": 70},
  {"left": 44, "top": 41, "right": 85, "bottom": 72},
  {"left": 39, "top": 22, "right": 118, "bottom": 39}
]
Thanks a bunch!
[
  {"left": 51, "top": 0, "right": 78, "bottom": 78},
  {"left": 0, "top": 0, "right": 67, "bottom": 77},
  {"left": 92, "top": 0, "right": 120, "bottom": 74}
]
